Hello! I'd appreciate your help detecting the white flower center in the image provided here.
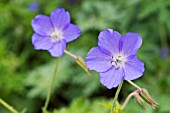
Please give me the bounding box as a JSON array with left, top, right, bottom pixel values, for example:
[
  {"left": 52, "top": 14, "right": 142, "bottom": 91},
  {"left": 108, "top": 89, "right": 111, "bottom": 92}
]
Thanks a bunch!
[
  {"left": 51, "top": 29, "right": 63, "bottom": 42},
  {"left": 111, "top": 53, "right": 126, "bottom": 69}
]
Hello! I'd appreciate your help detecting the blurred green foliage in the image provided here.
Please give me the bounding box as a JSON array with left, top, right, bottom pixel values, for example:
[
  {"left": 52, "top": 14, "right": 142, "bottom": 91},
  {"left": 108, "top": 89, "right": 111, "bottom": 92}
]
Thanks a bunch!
[
  {"left": 53, "top": 98, "right": 110, "bottom": 113},
  {"left": 0, "top": 0, "right": 170, "bottom": 113}
]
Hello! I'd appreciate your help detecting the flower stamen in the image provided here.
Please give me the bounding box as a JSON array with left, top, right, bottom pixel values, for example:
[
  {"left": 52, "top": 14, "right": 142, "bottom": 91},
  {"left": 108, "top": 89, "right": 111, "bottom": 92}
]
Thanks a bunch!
[
  {"left": 111, "top": 54, "right": 126, "bottom": 69},
  {"left": 51, "top": 29, "right": 63, "bottom": 42}
]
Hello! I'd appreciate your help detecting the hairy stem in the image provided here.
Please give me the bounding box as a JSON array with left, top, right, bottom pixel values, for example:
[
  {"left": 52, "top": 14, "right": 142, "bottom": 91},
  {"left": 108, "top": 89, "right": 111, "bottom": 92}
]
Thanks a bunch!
[
  {"left": 111, "top": 80, "right": 124, "bottom": 113},
  {"left": 121, "top": 91, "right": 137, "bottom": 109},
  {"left": 0, "top": 98, "right": 19, "bottom": 113},
  {"left": 42, "top": 59, "right": 60, "bottom": 113}
]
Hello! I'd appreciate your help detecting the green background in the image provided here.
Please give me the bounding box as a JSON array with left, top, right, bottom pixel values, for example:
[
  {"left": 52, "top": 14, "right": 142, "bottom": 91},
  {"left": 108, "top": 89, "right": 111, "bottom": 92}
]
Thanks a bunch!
[{"left": 0, "top": 0, "right": 170, "bottom": 113}]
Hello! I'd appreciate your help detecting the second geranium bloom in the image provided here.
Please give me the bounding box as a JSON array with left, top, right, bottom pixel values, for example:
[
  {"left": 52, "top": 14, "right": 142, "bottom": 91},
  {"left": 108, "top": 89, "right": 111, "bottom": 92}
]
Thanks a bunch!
[
  {"left": 31, "top": 8, "right": 81, "bottom": 57},
  {"left": 86, "top": 29, "right": 144, "bottom": 89}
]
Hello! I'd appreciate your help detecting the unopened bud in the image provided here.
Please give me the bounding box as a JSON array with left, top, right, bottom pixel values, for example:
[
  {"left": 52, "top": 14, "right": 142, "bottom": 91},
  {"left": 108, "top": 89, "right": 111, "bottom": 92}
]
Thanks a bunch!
[
  {"left": 134, "top": 93, "right": 147, "bottom": 110},
  {"left": 75, "top": 56, "right": 92, "bottom": 77},
  {"left": 139, "top": 88, "right": 158, "bottom": 109},
  {"left": 75, "top": 56, "right": 87, "bottom": 69}
]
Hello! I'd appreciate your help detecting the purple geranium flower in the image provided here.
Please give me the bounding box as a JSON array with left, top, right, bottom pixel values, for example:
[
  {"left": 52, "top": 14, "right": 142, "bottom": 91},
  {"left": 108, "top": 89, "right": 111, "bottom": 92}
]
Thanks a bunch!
[
  {"left": 31, "top": 8, "right": 81, "bottom": 57},
  {"left": 86, "top": 29, "right": 144, "bottom": 89}
]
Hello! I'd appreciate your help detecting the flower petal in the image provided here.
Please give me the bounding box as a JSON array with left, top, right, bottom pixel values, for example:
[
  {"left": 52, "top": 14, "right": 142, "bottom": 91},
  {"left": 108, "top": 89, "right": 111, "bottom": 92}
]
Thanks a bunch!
[
  {"left": 31, "top": 14, "right": 53, "bottom": 36},
  {"left": 86, "top": 47, "right": 112, "bottom": 73},
  {"left": 50, "top": 8, "right": 70, "bottom": 30},
  {"left": 100, "top": 67, "right": 124, "bottom": 89},
  {"left": 119, "top": 32, "right": 142, "bottom": 57},
  {"left": 32, "top": 33, "right": 53, "bottom": 50},
  {"left": 98, "top": 29, "right": 121, "bottom": 56},
  {"left": 124, "top": 55, "right": 144, "bottom": 80},
  {"left": 48, "top": 40, "right": 66, "bottom": 57},
  {"left": 62, "top": 24, "right": 82, "bottom": 42}
]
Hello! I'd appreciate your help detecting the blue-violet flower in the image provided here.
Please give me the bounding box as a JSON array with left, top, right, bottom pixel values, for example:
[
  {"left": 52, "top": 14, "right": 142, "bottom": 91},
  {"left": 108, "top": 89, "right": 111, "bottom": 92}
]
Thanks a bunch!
[
  {"left": 31, "top": 8, "right": 81, "bottom": 57},
  {"left": 86, "top": 29, "right": 144, "bottom": 89}
]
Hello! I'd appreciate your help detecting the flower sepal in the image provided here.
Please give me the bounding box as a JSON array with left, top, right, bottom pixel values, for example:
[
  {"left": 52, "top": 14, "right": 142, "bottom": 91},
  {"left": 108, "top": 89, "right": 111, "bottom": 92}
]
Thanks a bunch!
[
  {"left": 134, "top": 92, "right": 147, "bottom": 110},
  {"left": 139, "top": 88, "right": 158, "bottom": 109}
]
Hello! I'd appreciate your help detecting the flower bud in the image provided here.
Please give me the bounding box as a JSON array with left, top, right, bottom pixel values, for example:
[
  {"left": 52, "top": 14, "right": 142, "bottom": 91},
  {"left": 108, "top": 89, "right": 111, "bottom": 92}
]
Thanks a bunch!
[
  {"left": 139, "top": 88, "right": 158, "bottom": 109},
  {"left": 75, "top": 56, "right": 92, "bottom": 77},
  {"left": 134, "top": 93, "right": 147, "bottom": 110}
]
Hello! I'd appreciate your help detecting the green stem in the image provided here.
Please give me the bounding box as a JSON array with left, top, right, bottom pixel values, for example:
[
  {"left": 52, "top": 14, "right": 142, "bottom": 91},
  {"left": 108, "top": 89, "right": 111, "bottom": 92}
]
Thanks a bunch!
[
  {"left": 159, "top": 20, "right": 168, "bottom": 55},
  {"left": 111, "top": 80, "right": 124, "bottom": 113},
  {"left": 42, "top": 59, "right": 60, "bottom": 113},
  {"left": 64, "top": 50, "right": 77, "bottom": 59},
  {"left": 127, "top": 80, "right": 141, "bottom": 90},
  {"left": 0, "top": 98, "right": 19, "bottom": 113}
]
